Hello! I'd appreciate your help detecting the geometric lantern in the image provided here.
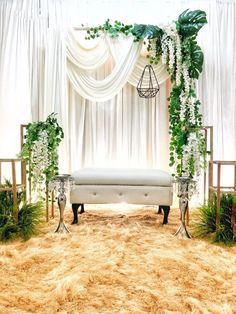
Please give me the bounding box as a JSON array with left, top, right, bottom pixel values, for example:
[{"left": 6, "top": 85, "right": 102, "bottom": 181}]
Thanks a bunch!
[{"left": 136, "top": 64, "right": 160, "bottom": 98}]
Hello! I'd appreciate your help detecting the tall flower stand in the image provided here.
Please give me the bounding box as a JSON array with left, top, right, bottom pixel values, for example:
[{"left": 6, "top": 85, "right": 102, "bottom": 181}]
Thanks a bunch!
[
  {"left": 51, "top": 174, "right": 74, "bottom": 234},
  {"left": 174, "top": 176, "right": 192, "bottom": 239}
]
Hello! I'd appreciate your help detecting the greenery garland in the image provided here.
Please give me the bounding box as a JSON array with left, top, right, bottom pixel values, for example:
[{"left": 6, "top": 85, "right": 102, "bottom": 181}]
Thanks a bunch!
[
  {"left": 85, "top": 9, "right": 207, "bottom": 180},
  {"left": 20, "top": 113, "right": 64, "bottom": 197}
]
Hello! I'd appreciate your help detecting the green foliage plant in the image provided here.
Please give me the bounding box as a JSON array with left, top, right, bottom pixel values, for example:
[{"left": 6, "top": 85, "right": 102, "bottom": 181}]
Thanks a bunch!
[
  {"left": 0, "top": 221, "right": 19, "bottom": 242},
  {"left": 18, "top": 201, "right": 44, "bottom": 241},
  {"left": 193, "top": 194, "right": 235, "bottom": 244},
  {"left": 0, "top": 180, "right": 25, "bottom": 227},
  {"left": 0, "top": 181, "right": 44, "bottom": 242},
  {"left": 0, "top": 201, "right": 44, "bottom": 242},
  {"left": 85, "top": 9, "right": 208, "bottom": 182}
]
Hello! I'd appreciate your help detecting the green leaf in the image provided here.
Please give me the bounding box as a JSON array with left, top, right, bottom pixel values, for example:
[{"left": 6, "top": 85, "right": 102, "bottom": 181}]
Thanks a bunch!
[
  {"left": 189, "top": 44, "right": 204, "bottom": 79},
  {"left": 133, "top": 24, "right": 163, "bottom": 39},
  {"left": 178, "top": 9, "right": 207, "bottom": 37}
]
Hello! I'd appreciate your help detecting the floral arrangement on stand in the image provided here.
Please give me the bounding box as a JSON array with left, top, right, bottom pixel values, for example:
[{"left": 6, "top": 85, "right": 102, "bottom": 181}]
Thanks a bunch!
[
  {"left": 20, "top": 113, "right": 64, "bottom": 221},
  {"left": 86, "top": 9, "right": 207, "bottom": 193}
]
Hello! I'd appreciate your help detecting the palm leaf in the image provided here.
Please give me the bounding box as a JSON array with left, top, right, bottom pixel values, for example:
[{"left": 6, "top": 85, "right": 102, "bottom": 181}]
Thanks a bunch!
[
  {"left": 189, "top": 43, "right": 204, "bottom": 79},
  {"left": 133, "top": 24, "right": 163, "bottom": 39},
  {"left": 178, "top": 9, "right": 207, "bottom": 37}
]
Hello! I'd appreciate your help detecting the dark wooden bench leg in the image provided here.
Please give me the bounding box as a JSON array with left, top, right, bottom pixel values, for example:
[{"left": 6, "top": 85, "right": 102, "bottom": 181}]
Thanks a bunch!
[
  {"left": 72, "top": 203, "right": 84, "bottom": 224},
  {"left": 157, "top": 206, "right": 162, "bottom": 214},
  {"left": 159, "top": 205, "right": 170, "bottom": 224},
  {"left": 80, "top": 203, "right": 85, "bottom": 214}
]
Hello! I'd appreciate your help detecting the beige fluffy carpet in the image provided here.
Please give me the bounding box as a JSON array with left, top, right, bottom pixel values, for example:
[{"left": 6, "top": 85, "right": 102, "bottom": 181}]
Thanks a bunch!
[{"left": 0, "top": 206, "right": 235, "bottom": 314}]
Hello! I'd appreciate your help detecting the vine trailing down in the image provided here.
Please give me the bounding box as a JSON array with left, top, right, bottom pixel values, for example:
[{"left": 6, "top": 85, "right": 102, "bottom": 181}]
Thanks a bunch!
[
  {"left": 86, "top": 9, "right": 208, "bottom": 185},
  {"left": 20, "top": 113, "right": 64, "bottom": 200}
]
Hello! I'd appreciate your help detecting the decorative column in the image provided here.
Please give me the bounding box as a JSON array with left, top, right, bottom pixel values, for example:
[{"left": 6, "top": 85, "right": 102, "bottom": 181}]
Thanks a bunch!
[
  {"left": 50, "top": 174, "right": 74, "bottom": 234},
  {"left": 174, "top": 176, "right": 192, "bottom": 239}
]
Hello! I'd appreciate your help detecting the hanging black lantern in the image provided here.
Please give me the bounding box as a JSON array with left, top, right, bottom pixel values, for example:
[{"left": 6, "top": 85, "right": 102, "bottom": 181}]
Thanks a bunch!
[{"left": 137, "top": 64, "right": 160, "bottom": 98}]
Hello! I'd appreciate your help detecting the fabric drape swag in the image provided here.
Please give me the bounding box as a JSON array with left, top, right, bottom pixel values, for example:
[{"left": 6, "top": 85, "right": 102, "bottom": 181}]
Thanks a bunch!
[{"left": 66, "top": 31, "right": 169, "bottom": 102}]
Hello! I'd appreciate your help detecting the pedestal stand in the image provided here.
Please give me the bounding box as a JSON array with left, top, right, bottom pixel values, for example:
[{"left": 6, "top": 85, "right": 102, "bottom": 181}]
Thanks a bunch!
[
  {"left": 53, "top": 174, "right": 73, "bottom": 234},
  {"left": 174, "top": 176, "right": 192, "bottom": 239}
]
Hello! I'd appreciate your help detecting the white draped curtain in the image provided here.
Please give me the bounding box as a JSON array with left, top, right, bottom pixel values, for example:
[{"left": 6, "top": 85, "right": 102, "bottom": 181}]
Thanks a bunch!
[
  {"left": 68, "top": 73, "right": 170, "bottom": 172},
  {"left": 0, "top": 0, "right": 68, "bottom": 157},
  {"left": 65, "top": 30, "right": 170, "bottom": 171},
  {"left": 0, "top": 0, "right": 236, "bottom": 188}
]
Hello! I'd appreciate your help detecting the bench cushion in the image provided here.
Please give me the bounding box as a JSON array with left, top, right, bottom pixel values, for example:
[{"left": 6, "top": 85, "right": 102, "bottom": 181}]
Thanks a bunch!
[{"left": 72, "top": 168, "right": 173, "bottom": 187}]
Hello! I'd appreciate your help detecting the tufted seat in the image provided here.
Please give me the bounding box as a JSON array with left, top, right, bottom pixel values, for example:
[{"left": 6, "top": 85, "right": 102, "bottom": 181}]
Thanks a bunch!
[
  {"left": 70, "top": 168, "right": 173, "bottom": 224},
  {"left": 72, "top": 168, "right": 172, "bottom": 186}
]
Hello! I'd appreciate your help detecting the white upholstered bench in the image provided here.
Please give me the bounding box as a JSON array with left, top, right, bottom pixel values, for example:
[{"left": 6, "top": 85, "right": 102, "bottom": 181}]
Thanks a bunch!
[{"left": 70, "top": 168, "right": 173, "bottom": 225}]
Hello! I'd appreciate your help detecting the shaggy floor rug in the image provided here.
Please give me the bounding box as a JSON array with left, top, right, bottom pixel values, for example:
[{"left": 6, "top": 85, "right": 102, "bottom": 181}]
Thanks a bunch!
[{"left": 0, "top": 206, "right": 235, "bottom": 314}]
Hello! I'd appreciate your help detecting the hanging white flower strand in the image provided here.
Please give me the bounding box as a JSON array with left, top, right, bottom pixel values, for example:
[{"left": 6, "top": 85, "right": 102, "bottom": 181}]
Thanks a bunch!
[
  {"left": 159, "top": 17, "right": 206, "bottom": 195},
  {"left": 161, "top": 23, "right": 178, "bottom": 74},
  {"left": 175, "top": 34, "right": 182, "bottom": 86},
  {"left": 189, "top": 96, "right": 196, "bottom": 125},
  {"left": 161, "top": 22, "right": 183, "bottom": 81},
  {"left": 168, "top": 39, "right": 175, "bottom": 72},
  {"left": 182, "top": 132, "right": 202, "bottom": 178},
  {"left": 31, "top": 130, "right": 50, "bottom": 196},
  {"left": 161, "top": 34, "right": 168, "bottom": 65},
  {"left": 182, "top": 62, "right": 191, "bottom": 94}
]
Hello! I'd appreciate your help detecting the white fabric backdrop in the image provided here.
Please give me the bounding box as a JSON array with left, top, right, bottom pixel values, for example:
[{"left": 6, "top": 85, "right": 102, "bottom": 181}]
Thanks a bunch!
[
  {"left": 68, "top": 75, "right": 170, "bottom": 172},
  {"left": 43, "top": 28, "right": 171, "bottom": 172},
  {"left": 65, "top": 31, "right": 170, "bottom": 171},
  {"left": 0, "top": 2, "right": 34, "bottom": 158},
  {"left": 0, "top": 0, "right": 236, "bottom": 190}
]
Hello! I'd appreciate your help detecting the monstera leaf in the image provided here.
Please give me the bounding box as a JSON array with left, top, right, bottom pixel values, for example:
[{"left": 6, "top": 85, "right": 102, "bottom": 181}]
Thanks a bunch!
[
  {"left": 133, "top": 24, "right": 163, "bottom": 39},
  {"left": 178, "top": 9, "right": 207, "bottom": 37},
  {"left": 189, "top": 43, "right": 204, "bottom": 79}
]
